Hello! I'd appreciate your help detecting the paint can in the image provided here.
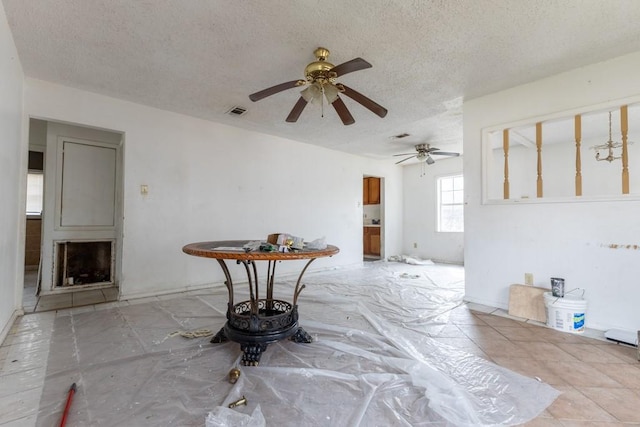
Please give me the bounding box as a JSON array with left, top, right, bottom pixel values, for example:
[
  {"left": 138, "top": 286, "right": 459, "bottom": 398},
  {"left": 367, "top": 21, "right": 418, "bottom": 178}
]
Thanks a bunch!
[
  {"left": 544, "top": 291, "right": 587, "bottom": 333},
  {"left": 550, "top": 277, "right": 564, "bottom": 297}
]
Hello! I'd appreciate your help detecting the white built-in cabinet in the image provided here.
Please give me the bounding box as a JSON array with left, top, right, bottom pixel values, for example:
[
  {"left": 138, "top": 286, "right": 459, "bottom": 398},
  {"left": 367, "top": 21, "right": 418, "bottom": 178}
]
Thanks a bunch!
[{"left": 38, "top": 121, "right": 123, "bottom": 295}]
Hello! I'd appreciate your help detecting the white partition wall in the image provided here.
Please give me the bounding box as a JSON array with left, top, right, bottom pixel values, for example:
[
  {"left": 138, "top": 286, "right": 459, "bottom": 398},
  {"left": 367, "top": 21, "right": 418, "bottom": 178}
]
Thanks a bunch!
[{"left": 464, "top": 51, "right": 640, "bottom": 332}]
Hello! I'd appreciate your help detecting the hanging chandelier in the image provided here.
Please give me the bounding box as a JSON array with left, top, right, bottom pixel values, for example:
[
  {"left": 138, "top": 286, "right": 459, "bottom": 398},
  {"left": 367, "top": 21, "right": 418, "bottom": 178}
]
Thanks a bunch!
[{"left": 593, "top": 111, "right": 623, "bottom": 162}]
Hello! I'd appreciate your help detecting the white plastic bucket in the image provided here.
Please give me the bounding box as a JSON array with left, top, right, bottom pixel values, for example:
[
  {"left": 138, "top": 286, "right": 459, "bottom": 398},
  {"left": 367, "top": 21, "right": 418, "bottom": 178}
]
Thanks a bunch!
[{"left": 543, "top": 291, "right": 587, "bottom": 334}]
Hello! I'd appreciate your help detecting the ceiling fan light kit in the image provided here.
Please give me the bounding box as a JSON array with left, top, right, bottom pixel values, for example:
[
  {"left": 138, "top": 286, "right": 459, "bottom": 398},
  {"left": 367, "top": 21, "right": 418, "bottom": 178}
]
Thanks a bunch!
[
  {"left": 249, "top": 47, "right": 387, "bottom": 125},
  {"left": 394, "top": 143, "right": 459, "bottom": 165}
]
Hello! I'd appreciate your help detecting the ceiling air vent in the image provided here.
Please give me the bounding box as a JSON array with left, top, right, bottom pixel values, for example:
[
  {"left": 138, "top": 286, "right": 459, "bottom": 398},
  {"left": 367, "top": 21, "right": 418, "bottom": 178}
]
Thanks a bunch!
[
  {"left": 392, "top": 133, "right": 410, "bottom": 139},
  {"left": 227, "top": 106, "right": 247, "bottom": 116}
]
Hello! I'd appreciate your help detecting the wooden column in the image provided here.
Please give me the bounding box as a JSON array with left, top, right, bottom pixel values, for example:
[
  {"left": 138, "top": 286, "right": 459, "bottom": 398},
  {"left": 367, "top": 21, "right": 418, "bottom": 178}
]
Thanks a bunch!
[
  {"left": 621, "top": 105, "right": 629, "bottom": 194},
  {"left": 503, "top": 129, "right": 510, "bottom": 199},
  {"left": 575, "top": 115, "right": 582, "bottom": 196},
  {"left": 536, "top": 122, "right": 543, "bottom": 198}
]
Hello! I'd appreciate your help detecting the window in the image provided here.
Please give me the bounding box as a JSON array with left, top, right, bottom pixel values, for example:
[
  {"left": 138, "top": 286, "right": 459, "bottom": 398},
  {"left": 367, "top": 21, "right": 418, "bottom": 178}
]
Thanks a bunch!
[
  {"left": 437, "top": 175, "right": 464, "bottom": 232},
  {"left": 26, "top": 171, "right": 44, "bottom": 216}
]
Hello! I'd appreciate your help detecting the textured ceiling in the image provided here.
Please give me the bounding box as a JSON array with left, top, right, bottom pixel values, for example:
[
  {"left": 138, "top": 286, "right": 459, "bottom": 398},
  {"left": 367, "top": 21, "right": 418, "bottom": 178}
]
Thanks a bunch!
[{"left": 4, "top": 0, "right": 640, "bottom": 162}]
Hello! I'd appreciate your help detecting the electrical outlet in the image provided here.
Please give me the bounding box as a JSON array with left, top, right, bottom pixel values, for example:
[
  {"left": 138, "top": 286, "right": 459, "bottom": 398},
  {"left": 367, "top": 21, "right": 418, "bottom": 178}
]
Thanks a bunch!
[
  {"left": 413, "top": 242, "right": 417, "bottom": 248},
  {"left": 524, "top": 273, "right": 533, "bottom": 285},
  {"left": 140, "top": 184, "right": 149, "bottom": 195}
]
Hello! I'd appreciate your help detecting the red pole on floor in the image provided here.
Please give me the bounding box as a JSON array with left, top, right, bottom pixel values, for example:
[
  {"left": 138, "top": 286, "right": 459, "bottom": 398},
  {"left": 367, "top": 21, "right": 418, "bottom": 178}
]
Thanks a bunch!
[{"left": 59, "top": 382, "right": 77, "bottom": 427}]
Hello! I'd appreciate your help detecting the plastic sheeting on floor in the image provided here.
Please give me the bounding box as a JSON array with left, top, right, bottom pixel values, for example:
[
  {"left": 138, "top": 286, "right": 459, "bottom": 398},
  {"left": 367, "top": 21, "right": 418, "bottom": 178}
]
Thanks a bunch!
[{"left": 35, "top": 261, "right": 559, "bottom": 426}]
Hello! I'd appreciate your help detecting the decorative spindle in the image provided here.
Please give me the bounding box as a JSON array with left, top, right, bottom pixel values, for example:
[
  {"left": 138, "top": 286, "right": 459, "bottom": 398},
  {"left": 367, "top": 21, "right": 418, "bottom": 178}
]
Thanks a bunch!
[
  {"left": 536, "top": 122, "right": 543, "bottom": 198},
  {"left": 621, "top": 105, "right": 629, "bottom": 194},
  {"left": 575, "top": 115, "right": 582, "bottom": 196},
  {"left": 503, "top": 129, "right": 510, "bottom": 199}
]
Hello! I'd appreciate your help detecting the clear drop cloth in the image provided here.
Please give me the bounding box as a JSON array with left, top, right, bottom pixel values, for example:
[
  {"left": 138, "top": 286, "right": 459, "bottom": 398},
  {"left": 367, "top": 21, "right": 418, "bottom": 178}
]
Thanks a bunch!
[{"left": 34, "top": 261, "right": 558, "bottom": 426}]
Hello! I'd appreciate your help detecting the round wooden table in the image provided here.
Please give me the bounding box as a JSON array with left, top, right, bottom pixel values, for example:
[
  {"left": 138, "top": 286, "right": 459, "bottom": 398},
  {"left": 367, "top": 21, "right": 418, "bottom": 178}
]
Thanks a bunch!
[{"left": 182, "top": 240, "right": 339, "bottom": 365}]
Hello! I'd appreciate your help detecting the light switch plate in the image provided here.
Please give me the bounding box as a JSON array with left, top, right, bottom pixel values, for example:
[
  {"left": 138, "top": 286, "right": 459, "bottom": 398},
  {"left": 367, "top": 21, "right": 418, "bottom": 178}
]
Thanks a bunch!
[{"left": 524, "top": 273, "right": 533, "bottom": 285}]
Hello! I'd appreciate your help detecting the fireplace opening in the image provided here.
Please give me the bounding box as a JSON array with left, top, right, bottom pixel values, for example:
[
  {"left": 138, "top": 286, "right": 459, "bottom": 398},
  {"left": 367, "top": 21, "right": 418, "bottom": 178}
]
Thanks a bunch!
[{"left": 55, "top": 240, "right": 114, "bottom": 287}]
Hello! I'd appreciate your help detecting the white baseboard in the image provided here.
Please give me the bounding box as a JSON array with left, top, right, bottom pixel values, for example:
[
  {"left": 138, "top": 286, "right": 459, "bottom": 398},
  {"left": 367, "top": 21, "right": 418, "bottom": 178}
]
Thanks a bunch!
[{"left": 119, "top": 281, "right": 226, "bottom": 301}]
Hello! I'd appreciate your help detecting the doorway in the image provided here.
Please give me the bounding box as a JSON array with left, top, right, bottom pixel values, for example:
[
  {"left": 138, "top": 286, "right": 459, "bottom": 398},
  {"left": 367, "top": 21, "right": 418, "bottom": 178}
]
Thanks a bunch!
[
  {"left": 23, "top": 118, "right": 123, "bottom": 312},
  {"left": 363, "top": 175, "right": 384, "bottom": 261}
]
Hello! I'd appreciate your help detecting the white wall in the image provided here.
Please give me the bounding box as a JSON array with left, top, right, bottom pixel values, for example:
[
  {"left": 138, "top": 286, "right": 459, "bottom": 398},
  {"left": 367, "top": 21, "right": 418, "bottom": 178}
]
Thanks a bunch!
[
  {"left": 0, "top": 4, "right": 24, "bottom": 341},
  {"left": 464, "top": 51, "right": 640, "bottom": 332},
  {"left": 24, "top": 79, "right": 403, "bottom": 299},
  {"left": 402, "top": 156, "right": 464, "bottom": 263}
]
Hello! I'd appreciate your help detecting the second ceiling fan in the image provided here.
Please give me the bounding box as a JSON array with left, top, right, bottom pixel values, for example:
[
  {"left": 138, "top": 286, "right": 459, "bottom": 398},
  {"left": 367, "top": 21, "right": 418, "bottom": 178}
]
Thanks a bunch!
[
  {"left": 394, "top": 144, "right": 460, "bottom": 165},
  {"left": 249, "top": 47, "right": 387, "bottom": 125}
]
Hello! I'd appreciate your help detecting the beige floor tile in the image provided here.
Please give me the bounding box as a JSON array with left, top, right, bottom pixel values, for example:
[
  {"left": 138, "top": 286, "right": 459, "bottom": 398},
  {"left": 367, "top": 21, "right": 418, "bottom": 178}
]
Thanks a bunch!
[
  {"left": 101, "top": 287, "right": 119, "bottom": 301},
  {"left": 545, "top": 385, "right": 617, "bottom": 422},
  {"left": 580, "top": 387, "right": 640, "bottom": 423},
  {"left": 430, "top": 337, "right": 489, "bottom": 358},
  {"left": 448, "top": 310, "right": 488, "bottom": 325},
  {"left": 475, "top": 313, "right": 527, "bottom": 328},
  {"left": 515, "top": 341, "right": 577, "bottom": 361},
  {"left": 473, "top": 338, "right": 533, "bottom": 358},
  {"left": 490, "top": 357, "right": 568, "bottom": 386},
  {"left": 69, "top": 305, "right": 96, "bottom": 315},
  {"left": 529, "top": 327, "right": 593, "bottom": 344},
  {"left": 543, "top": 361, "right": 623, "bottom": 388},
  {"left": 555, "top": 343, "right": 628, "bottom": 363},
  {"left": 517, "top": 416, "right": 565, "bottom": 426},
  {"left": 431, "top": 324, "right": 467, "bottom": 338},
  {"left": 559, "top": 421, "right": 633, "bottom": 426},
  {"left": 597, "top": 343, "right": 640, "bottom": 364},
  {"left": 587, "top": 362, "right": 640, "bottom": 389},
  {"left": 458, "top": 324, "right": 509, "bottom": 341},
  {"left": 492, "top": 308, "right": 528, "bottom": 322},
  {"left": 72, "top": 289, "right": 106, "bottom": 306},
  {"left": 493, "top": 326, "right": 541, "bottom": 341},
  {"left": 521, "top": 319, "right": 548, "bottom": 328},
  {"left": 34, "top": 294, "right": 72, "bottom": 311}
]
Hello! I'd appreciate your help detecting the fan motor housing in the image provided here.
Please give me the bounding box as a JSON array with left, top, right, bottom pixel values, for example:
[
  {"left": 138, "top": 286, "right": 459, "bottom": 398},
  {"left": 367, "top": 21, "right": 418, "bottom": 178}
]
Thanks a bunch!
[
  {"left": 304, "top": 61, "right": 336, "bottom": 83},
  {"left": 304, "top": 47, "right": 336, "bottom": 83}
]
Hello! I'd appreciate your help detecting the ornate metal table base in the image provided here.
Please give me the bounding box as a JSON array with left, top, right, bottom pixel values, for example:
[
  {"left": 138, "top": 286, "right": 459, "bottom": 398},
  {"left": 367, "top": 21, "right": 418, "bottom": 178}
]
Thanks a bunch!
[
  {"left": 182, "top": 240, "right": 339, "bottom": 366},
  {"left": 213, "top": 299, "right": 313, "bottom": 365},
  {"left": 210, "top": 326, "right": 312, "bottom": 365}
]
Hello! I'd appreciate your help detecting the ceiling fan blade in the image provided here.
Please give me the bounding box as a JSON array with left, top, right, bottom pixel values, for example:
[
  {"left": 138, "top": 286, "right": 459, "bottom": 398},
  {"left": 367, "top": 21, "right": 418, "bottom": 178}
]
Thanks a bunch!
[
  {"left": 249, "top": 80, "right": 302, "bottom": 102},
  {"left": 431, "top": 151, "right": 460, "bottom": 157},
  {"left": 393, "top": 153, "right": 418, "bottom": 156},
  {"left": 340, "top": 85, "right": 387, "bottom": 118},
  {"left": 395, "top": 155, "right": 416, "bottom": 165},
  {"left": 285, "top": 97, "right": 309, "bottom": 122},
  {"left": 332, "top": 97, "right": 355, "bottom": 125},
  {"left": 330, "top": 58, "right": 372, "bottom": 77}
]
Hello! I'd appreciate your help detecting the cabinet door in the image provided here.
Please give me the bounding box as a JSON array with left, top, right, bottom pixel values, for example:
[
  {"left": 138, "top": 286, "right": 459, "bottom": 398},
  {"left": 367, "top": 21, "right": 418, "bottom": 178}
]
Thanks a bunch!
[
  {"left": 368, "top": 177, "right": 380, "bottom": 205},
  {"left": 363, "top": 177, "right": 369, "bottom": 205},
  {"left": 370, "top": 228, "right": 381, "bottom": 256},
  {"left": 363, "top": 227, "right": 370, "bottom": 254}
]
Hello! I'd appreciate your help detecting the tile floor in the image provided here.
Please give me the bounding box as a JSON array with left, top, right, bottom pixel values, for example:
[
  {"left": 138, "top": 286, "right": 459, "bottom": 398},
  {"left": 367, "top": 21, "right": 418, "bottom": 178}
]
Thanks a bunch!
[
  {"left": 22, "top": 270, "right": 118, "bottom": 313},
  {"left": 3, "top": 264, "right": 640, "bottom": 426},
  {"left": 460, "top": 304, "right": 640, "bottom": 426}
]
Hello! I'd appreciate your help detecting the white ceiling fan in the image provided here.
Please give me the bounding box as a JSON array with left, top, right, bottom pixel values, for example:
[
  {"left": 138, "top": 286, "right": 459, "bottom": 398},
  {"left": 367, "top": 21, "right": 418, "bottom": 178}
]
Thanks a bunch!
[{"left": 394, "top": 143, "right": 460, "bottom": 165}]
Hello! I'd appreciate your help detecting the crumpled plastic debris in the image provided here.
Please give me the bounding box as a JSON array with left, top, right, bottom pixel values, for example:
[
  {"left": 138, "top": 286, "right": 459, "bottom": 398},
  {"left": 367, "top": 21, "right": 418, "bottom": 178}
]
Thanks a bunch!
[
  {"left": 206, "top": 404, "right": 266, "bottom": 427},
  {"left": 305, "top": 236, "right": 327, "bottom": 250}
]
